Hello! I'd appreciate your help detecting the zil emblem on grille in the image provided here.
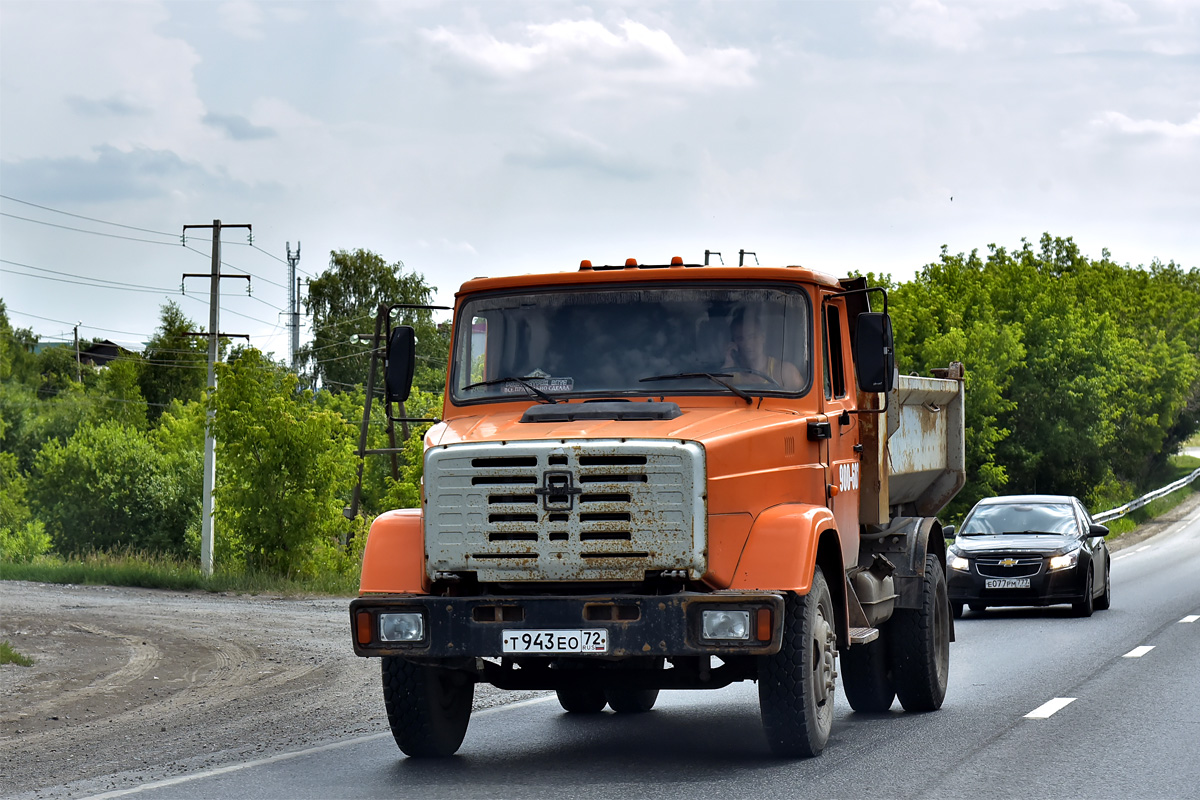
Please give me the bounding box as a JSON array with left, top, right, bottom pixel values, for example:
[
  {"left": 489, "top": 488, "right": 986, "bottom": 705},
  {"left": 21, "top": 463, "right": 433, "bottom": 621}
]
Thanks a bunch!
[{"left": 534, "top": 470, "right": 582, "bottom": 510}]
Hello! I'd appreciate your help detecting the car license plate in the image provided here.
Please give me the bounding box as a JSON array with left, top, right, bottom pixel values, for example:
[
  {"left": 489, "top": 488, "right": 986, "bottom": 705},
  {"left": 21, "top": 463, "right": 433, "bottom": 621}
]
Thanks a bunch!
[
  {"left": 985, "top": 578, "right": 1031, "bottom": 589},
  {"left": 501, "top": 629, "right": 609, "bottom": 654}
]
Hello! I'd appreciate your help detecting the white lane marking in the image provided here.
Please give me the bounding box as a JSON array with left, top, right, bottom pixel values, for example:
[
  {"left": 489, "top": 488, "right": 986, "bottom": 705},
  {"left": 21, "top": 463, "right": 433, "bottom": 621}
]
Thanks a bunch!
[
  {"left": 1181, "top": 615, "right": 1199, "bottom": 623},
  {"left": 1136, "top": 545, "right": 1150, "bottom": 552},
  {"left": 1114, "top": 544, "right": 1153, "bottom": 562},
  {"left": 1025, "top": 697, "right": 1076, "bottom": 719},
  {"left": 79, "top": 694, "right": 558, "bottom": 799},
  {"left": 1123, "top": 645, "right": 1155, "bottom": 658}
]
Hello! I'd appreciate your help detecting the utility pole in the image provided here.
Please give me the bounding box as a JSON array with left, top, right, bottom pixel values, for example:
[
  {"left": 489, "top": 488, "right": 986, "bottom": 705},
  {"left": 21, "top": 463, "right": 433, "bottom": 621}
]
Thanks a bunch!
[
  {"left": 73, "top": 322, "right": 81, "bottom": 381},
  {"left": 181, "top": 219, "right": 251, "bottom": 577},
  {"left": 287, "top": 241, "right": 301, "bottom": 369}
]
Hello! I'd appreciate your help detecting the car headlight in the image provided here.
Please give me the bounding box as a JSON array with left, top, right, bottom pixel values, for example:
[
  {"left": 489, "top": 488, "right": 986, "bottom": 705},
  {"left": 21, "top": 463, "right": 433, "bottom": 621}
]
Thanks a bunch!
[
  {"left": 948, "top": 555, "right": 970, "bottom": 571},
  {"left": 1048, "top": 549, "right": 1080, "bottom": 571}
]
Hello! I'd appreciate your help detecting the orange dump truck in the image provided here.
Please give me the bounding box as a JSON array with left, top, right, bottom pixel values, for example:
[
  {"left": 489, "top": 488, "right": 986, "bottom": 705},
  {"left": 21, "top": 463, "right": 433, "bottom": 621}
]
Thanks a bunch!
[{"left": 350, "top": 256, "right": 965, "bottom": 758}]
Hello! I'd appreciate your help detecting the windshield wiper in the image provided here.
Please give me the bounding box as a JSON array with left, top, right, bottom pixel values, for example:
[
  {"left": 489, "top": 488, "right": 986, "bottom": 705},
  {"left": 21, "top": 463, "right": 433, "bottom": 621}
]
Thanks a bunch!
[
  {"left": 461, "top": 376, "right": 559, "bottom": 404},
  {"left": 639, "top": 372, "right": 752, "bottom": 405}
]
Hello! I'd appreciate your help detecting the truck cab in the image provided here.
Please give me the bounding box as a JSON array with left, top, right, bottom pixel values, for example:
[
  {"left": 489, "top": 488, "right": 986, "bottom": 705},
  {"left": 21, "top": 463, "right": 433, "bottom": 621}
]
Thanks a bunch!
[{"left": 350, "top": 256, "right": 964, "bottom": 759}]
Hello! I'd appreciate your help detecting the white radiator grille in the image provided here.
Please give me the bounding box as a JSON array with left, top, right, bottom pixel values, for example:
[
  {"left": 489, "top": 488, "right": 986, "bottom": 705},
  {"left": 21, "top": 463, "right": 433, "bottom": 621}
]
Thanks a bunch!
[{"left": 424, "top": 440, "right": 706, "bottom": 582}]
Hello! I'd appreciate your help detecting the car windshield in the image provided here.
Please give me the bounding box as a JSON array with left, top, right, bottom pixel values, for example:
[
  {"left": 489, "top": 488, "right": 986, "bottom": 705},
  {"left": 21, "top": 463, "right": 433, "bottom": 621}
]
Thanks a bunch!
[
  {"left": 959, "top": 502, "right": 1077, "bottom": 536},
  {"left": 450, "top": 285, "right": 812, "bottom": 403}
]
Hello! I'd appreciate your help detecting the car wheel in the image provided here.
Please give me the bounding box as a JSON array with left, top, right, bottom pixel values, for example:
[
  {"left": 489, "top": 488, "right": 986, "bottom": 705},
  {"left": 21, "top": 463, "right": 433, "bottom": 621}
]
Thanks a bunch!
[
  {"left": 889, "top": 555, "right": 951, "bottom": 712},
  {"left": 841, "top": 634, "right": 895, "bottom": 713},
  {"left": 556, "top": 686, "right": 608, "bottom": 713},
  {"left": 382, "top": 657, "right": 474, "bottom": 757},
  {"left": 758, "top": 569, "right": 837, "bottom": 757},
  {"left": 1072, "top": 567, "right": 1095, "bottom": 617},
  {"left": 1094, "top": 562, "right": 1112, "bottom": 611},
  {"left": 951, "top": 602, "right": 964, "bottom": 619}
]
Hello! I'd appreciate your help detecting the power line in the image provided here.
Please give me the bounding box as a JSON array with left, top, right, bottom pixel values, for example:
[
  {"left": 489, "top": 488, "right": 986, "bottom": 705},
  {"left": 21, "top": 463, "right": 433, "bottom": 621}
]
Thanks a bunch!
[
  {"left": 0, "top": 193, "right": 178, "bottom": 237},
  {"left": 0, "top": 211, "right": 180, "bottom": 246},
  {"left": 1, "top": 258, "right": 178, "bottom": 292},
  {"left": 0, "top": 266, "right": 176, "bottom": 294}
]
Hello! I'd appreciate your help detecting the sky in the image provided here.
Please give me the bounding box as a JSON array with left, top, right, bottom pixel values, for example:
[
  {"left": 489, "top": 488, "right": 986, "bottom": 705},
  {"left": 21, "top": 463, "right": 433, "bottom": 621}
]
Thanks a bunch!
[{"left": 2, "top": 0, "right": 1198, "bottom": 361}]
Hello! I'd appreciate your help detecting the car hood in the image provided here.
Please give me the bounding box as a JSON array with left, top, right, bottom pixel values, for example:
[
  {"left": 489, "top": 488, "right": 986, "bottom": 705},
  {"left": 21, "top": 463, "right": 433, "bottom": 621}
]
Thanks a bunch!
[{"left": 953, "top": 533, "right": 1079, "bottom": 556}]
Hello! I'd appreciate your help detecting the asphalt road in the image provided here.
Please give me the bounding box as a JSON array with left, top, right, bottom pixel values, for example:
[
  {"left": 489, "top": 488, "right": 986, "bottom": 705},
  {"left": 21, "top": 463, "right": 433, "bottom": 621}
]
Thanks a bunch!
[{"left": 81, "top": 497, "right": 1200, "bottom": 800}]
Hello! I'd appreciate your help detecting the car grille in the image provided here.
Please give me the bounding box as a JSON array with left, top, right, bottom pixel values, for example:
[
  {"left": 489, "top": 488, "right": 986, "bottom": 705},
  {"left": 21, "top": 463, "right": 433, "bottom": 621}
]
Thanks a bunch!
[
  {"left": 975, "top": 556, "right": 1044, "bottom": 579},
  {"left": 423, "top": 439, "right": 706, "bottom": 582}
]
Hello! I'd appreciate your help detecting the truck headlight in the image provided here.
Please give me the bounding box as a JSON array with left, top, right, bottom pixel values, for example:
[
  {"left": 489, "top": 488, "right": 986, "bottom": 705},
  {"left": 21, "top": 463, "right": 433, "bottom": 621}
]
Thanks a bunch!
[
  {"left": 380, "top": 612, "right": 424, "bottom": 642},
  {"left": 702, "top": 609, "right": 750, "bottom": 641},
  {"left": 1048, "top": 550, "right": 1080, "bottom": 572}
]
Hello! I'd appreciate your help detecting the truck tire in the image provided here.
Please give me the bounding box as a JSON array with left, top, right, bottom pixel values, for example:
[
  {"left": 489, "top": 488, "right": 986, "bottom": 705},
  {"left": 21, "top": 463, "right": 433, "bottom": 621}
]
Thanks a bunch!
[
  {"left": 605, "top": 687, "right": 660, "bottom": 713},
  {"left": 840, "top": 635, "right": 894, "bottom": 713},
  {"left": 556, "top": 686, "right": 607, "bottom": 713},
  {"left": 1072, "top": 567, "right": 1095, "bottom": 617},
  {"left": 757, "top": 568, "right": 837, "bottom": 757},
  {"left": 605, "top": 658, "right": 664, "bottom": 713},
  {"left": 889, "top": 554, "right": 950, "bottom": 713},
  {"left": 382, "top": 656, "right": 474, "bottom": 757}
]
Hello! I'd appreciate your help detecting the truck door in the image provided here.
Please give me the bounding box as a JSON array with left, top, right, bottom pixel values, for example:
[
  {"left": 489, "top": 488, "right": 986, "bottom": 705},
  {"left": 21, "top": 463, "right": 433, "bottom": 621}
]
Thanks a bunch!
[{"left": 820, "top": 296, "right": 861, "bottom": 564}]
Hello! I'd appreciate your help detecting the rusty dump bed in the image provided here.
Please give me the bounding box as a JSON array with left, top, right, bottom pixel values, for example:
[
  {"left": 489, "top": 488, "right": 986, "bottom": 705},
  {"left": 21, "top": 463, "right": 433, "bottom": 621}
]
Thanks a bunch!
[{"left": 884, "top": 372, "right": 966, "bottom": 518}]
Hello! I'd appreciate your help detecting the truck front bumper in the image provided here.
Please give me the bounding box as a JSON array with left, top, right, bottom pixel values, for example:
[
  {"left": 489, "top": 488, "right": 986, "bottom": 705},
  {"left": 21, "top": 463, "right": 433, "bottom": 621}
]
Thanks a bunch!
[{"left": 350, "top": 592, "right": 785, "bottom": 659}]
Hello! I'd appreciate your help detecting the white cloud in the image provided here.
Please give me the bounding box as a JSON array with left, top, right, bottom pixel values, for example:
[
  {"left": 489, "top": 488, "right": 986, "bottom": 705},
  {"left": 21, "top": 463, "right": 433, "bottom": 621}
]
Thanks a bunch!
[
  {"left": 421, "top": 18, "right": 756, "bottom": 93},
  {"left": 218, "top": 0, "right": 267, "bottom": 40},
  {"left": 1090, "top": 109, "right": 1200, "bottom": 138}
]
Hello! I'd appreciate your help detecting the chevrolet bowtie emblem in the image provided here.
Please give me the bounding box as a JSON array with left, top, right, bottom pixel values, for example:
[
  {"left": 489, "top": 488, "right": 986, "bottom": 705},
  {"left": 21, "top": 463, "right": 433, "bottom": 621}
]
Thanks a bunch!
[{"left": 999, "top": 557, "right": 1018, "bottom": 567}]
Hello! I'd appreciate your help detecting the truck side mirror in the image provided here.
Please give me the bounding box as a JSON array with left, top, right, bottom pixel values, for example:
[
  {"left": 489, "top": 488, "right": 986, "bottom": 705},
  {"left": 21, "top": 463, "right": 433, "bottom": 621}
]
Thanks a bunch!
[
  {"left": 385, "top": 326, "right": 416, "bottom": 403},
  {"left": 854, "top": 312, "right": 895, "bottom": 393}
]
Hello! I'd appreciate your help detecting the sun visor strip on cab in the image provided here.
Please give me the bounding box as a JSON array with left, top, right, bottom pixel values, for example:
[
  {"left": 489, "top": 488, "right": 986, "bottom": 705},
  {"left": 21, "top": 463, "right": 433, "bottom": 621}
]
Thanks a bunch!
[{"left": 520, "top": 401, "right": 683, "bottom": 423}]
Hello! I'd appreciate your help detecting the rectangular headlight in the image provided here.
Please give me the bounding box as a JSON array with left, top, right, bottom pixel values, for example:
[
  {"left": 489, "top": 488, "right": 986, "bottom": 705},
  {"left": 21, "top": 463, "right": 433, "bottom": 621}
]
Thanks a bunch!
[
  {"left": 949, "top": 555, "right": 970, "bottom": 571},
  {"left": 380, "top": 612, "right": 424, "bottom": 642},
  {"left": 702, "top": 609, "right": 750, "bottom": 641}
]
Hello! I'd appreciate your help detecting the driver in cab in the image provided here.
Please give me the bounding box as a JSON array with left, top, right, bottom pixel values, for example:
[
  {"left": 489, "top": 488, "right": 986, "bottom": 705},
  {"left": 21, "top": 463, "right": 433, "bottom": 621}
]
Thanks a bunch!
[{"left": 723, "top": 309, "right": 803, "bottom": 389}]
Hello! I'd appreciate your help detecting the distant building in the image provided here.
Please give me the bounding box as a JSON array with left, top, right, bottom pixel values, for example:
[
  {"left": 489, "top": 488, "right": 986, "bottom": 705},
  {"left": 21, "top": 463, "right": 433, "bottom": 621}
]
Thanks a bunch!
[{"left": 80, "top": 339, "right": 136, "bottom": 367}]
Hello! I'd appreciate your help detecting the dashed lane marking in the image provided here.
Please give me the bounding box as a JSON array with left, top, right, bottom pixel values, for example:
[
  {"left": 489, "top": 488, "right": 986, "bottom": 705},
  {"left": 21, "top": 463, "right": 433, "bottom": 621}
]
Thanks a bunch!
[
  {"left": 1123, "top": 645, "right": 1155, "bottom": 658},
  {"left": 1180, "top": 615, "right": 1199, "bottom": 623},
  {"left": 1025, "top": 697, "right": 1076, "bottom": 719}
]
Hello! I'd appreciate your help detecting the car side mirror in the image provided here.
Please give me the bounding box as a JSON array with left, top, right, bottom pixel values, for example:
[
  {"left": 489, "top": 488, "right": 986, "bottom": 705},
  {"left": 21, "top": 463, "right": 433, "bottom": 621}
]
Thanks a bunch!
[
  {"left": 385, "top": 326, "right": 416, "bottom": 403},
  {"left": 1088, "top": 523, "right": 1109, "bottom": 538},
  {"left": 854, "top": 312, "right": 895, "bottom": 393}
]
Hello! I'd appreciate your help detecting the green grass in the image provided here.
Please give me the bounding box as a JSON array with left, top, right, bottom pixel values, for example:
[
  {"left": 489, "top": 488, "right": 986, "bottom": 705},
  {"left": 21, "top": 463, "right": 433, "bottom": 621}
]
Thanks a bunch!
[
  {"left": 0, "top": 550, "right": 360, "bottom": 597},
  {"left": 1, "top": 640, "right": 34, "bottom": 667}
]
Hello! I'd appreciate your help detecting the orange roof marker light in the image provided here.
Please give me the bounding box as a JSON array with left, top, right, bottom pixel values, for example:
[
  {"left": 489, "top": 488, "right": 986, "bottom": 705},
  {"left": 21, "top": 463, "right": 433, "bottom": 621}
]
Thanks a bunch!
[
  {"left": 624, "top": 258, "right": 639, "bottom": 269},
  {"left": 670, "top": 256, "right": 684, "bottom": 267},
  {"left": 579, "top": 260, "right": 593, "bottom": 271}
]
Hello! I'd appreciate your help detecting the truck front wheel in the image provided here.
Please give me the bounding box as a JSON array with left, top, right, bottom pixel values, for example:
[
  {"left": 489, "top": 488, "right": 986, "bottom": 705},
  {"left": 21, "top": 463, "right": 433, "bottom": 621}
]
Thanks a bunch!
[
  {"left": 889, "top": 554, "right": 950, "bottom": 712},
  {"left": 382, "top": 657, "right": 474, "bottom": 757},
  {"left": 757, "top": 568, "right": 837, "bottom": 757}
]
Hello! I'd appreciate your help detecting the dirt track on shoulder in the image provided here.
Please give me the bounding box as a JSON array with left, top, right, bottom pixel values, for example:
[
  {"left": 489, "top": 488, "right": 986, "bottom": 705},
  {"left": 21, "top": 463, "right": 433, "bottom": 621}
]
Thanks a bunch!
[{"left": 0, "top": 583, "right": 539, "bottom": 799}]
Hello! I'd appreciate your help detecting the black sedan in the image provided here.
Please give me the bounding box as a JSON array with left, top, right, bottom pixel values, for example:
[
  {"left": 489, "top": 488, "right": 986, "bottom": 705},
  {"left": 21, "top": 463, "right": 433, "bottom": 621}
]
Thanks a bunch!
[{"left": 946, "top": 494, "right": 1111, "bottom": 618}]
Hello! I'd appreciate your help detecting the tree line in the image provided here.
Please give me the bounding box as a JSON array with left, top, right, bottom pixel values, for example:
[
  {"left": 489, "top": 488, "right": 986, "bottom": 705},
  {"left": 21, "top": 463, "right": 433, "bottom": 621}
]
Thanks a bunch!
[{"left": 2, "top": 236, "right": 1197, "bottom": 572}]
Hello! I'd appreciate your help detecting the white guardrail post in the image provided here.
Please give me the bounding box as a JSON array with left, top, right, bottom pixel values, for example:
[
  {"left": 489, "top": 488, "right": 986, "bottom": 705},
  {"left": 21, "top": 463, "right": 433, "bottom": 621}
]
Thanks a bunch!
[{"left": 1093, "top": 468, "right": 1200, "bottom": 524}]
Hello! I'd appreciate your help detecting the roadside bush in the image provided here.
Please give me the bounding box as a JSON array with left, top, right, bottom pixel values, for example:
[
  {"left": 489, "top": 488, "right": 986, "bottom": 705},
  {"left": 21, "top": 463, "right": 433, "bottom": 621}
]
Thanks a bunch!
[
  {"left": 28, "top": 422, "right": 194, "bottom": 556},
  {"left": 211, "top": 348, "right": 358, "bottom": 577}
]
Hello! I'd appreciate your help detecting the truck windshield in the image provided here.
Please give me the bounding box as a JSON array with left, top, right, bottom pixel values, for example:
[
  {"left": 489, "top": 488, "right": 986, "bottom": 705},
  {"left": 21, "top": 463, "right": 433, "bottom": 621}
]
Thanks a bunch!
[{"left": 451, "top": 285, "right": 813, "bottom": 403}]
